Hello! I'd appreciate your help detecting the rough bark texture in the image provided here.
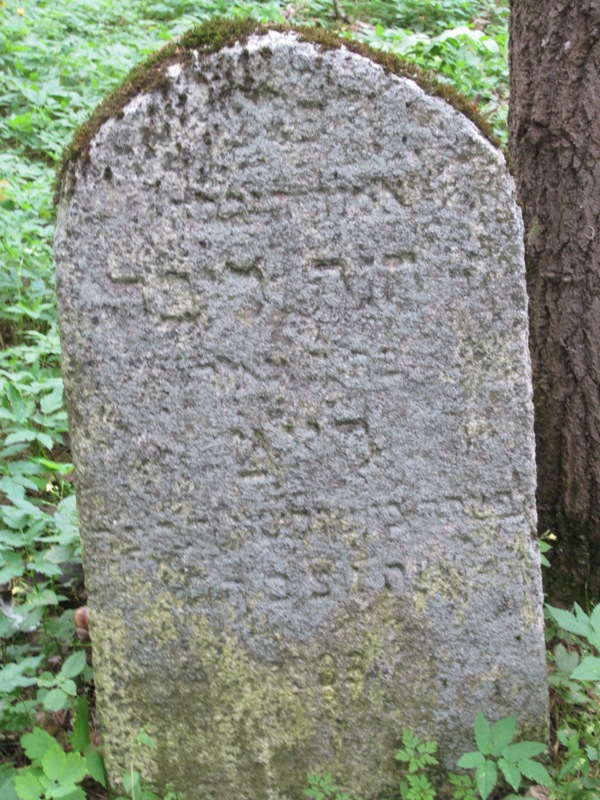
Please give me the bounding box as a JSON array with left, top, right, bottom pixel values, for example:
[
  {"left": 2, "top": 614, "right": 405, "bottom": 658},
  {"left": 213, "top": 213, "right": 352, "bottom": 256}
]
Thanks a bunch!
[{"left": 509, "top": 0, "right": 600, "bottom": 603}]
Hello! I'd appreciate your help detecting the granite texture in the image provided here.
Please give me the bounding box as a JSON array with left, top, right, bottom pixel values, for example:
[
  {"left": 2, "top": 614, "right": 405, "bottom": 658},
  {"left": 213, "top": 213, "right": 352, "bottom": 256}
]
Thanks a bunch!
[{"left": 54, "top": 30, "right": 548, "bottom": 800}]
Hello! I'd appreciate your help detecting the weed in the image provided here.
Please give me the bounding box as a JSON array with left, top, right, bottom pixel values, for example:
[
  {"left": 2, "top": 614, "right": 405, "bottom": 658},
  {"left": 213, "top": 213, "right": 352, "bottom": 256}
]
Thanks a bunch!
[
  {"left": 395, "top": 730, "right": 439, "bottom": 800},
  {"left": 546, "top": 603, "right": 600, "bottom": 797},
  {"left": 538, "top": 531, "right": 557, "bottom": 569},
  {"left": 390, "top": 718, "right": 549, "bottom": 800},
  {"left": 13, "top": 727, "right": 91, "bottom": 800},
  {"left": 305, "top": 772, "right": 362, "bottom": 800},
  {"left": 456, "top": 713, "right": 551, "bottom": 798},
  {"left": 112, "top": 729, "right": 185, "bottom": 800},
  {"left": 3, "top": 696, "right": 105, "bottom": 800}
]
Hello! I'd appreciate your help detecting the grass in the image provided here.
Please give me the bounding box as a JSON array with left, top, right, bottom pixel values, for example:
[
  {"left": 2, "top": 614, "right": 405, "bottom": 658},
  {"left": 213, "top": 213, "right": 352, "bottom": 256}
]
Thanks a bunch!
[{"left": 3, "top": 1, "right": 596, "bottom": 799}]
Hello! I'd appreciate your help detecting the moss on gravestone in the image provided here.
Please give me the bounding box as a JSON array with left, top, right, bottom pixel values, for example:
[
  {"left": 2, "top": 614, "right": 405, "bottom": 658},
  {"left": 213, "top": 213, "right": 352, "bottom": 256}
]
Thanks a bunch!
[{"left": 54, "top": 17, "right": 503, "bottom": 205}]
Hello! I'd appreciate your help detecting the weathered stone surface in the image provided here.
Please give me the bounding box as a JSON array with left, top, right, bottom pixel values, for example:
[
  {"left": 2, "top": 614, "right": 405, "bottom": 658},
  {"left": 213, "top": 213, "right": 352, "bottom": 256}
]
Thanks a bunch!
[{"left": 54, "top": 28, "right": 548, "bottom": 800}]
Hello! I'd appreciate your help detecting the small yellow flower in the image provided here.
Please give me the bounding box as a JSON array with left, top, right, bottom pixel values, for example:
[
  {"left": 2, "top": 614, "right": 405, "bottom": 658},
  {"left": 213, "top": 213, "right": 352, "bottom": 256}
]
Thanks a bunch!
[
  {"left": 16, "top": 7, "right": 25, "bottom": 14},
  {"left": 547, "top": 532, "right": 557, "bottom": 541},
  {"left": 45, "top": 482, "right": 53, "bottom": 493}
]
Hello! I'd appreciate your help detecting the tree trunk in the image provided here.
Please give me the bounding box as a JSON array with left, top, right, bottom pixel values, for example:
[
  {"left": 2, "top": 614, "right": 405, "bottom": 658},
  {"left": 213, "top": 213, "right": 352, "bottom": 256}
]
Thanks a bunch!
[{"left": 509, "top": 0, "right": 600, "bottom": 603}]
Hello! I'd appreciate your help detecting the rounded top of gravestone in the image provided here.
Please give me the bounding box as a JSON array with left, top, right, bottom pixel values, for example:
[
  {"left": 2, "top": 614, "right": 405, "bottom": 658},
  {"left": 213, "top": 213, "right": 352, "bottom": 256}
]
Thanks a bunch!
[{"left": 54, "top": 18, "right": 503, "bottom": 204}]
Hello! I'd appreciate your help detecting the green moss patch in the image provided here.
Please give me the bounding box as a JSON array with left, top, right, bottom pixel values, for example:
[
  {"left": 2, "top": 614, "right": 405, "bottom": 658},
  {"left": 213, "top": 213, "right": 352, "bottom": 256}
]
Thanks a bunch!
[
  {"left": 54, "top": 17, "right": 503, "bottom": 205},
  {"left": 90, "top": 583, "right": 436, "bottom": 798}
]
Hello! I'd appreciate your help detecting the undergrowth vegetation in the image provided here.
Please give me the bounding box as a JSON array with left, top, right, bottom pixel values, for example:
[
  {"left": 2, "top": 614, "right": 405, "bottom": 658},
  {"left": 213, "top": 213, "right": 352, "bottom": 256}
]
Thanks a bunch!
[{"left": 0, "top": 0, "right": 597, "bottom": 798}]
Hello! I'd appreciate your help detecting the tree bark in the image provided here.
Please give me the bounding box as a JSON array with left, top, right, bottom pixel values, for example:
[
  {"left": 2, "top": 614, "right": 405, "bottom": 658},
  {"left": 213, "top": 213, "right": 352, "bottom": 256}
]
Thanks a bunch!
[{"left": 509, "top": 0, "right": 600, "bottom": 603}]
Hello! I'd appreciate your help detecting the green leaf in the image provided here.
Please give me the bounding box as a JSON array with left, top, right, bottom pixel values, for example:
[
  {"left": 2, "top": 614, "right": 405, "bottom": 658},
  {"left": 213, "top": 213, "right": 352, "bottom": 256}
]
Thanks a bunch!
[
  {"left": 35, "top": 432, "right": 55, "bottom": 451},
  {"left": 557, "top": 757, "right": 582, "bottom": 780},
  {"left": 42, "top": 747, "right": 88, "bottom": 785},
  {"left": 0, "top": 475, "right": 28, "bottom": 503},
  {"left": 502, "top": 742, "right": 547, "bottom": 762},
  {"left": 474, "top": 712, "right": 493, "bottom": 755},
  {"left": 557, "top": 728, "right": 578, "bottom": 748},
  {"left": 124, "top": 769, "right": 142, "bottom": 800},
  {"left": 136, "top": 728, "right": 157, "bottom": 749},
  {"left": 517, "top": 758, "right": 552, "bottom": 787},
  {"left": 27, "top": 557, "right": 63, "bottom": 579},
  {"left": 52, "top": 496, "right": 79, "bottom": 545},
  {"left": 0, "top": 658, "right": 42, "bottom": 693},
  {"left": 1, "top": 605, "right": 43, "bottom": 635},
  {"left": 6, "top": 385, "right": 33, "bottom": 421},
  {"left": 11, "top": 497, "right": 43, "bottom": 517},
  {"left": 71, "top": 698, "right": 90, "bottom": 754},
  {"left": 40, "top": 386, "right": 63, "bottom": 414},
  {"left": 21, "top": 728, "right": 59, "bottom": 767},
  {"left": 456, "top": 752, "right": 485, "bottom": 769},
  {"left": 28, "top": 589, "right": 62, "bottom": 608},
  {"left": 37, "top": 672, "right": 58, "bottom": 689},
  {"left": 14, "top": 769, "right": 44, "bottom": 800},
  {"left": 546, "top": 605, "right": 590, "bottom": 637},
  {"left": 3, "top": 473, "right": 35, "bottom": 495},
  {"left": 5, "top": 429, "right": 37, "bottom": 445},
  {"left": 85, "top": 750, "right": 106, "bottom": 788},
  {"left": 59, "top": 678, "right": 78, "bottom": 697},
  {"left": 42, "top": 687, "right": 69, "bottom": 712},
  {"left": 490, "top": 716, "right": 516, "bottom": 756},
  {"left": 418, "top": 740, "right": 437, "bottom": 756},
  {"left": 475, "top": 759, "right": 497, "bottom": 800},
  {"left": 574, "top": 603, "right": 590, "bottom": 628},
  {"left": 60, "top": 651, "right": 87, "bottom": 679},
  {"left": 35, "top": 458, "right": 73, "bottom": 475},
  {"left": 0, "top": 767, "right": 19, "bottom": 800},
  {"left": 571, "top": 656, "right": 600, "bottom": 681},
  {"left": 401, "top": 730, "right": 420, "bottom": 752},
  {"left": 2, "top": 506, "right": 32, "bottom": 529},
  {"left": 554, "top": 643, "right": 579, "bottom": 675},
  {"left": 44, "top": 545, "right": 74, "bottom": 565},
  {"left": 9, "top": 460, "right": 46, "bottom": 477},
  {"left": 0, "top": 530, "right": 25, "bottom": 547},
  {"left": 0, "top": 550, "right": 24, "bottom": 583},
  {"left": 498, "top": 758, "right": 521, "bottom": 792},
  {"left": 0, "top": 615, "right": 15, "bottom": 638},
  {"left": 49, "top": 786, "right": 86, "bottom": 800},
  {"left": 0, "top": 443, "right": 29, "bottom": 459}
]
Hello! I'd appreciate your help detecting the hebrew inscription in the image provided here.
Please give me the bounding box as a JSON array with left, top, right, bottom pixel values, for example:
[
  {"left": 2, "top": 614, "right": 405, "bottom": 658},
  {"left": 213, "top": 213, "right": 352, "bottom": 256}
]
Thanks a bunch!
[{"left": 55, "top": 29, "right": 548, "bottom": 800}]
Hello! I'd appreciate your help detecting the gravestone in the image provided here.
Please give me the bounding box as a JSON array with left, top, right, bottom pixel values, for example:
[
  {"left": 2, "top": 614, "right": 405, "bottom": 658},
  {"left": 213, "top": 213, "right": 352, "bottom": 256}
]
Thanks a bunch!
[{"left": 54, "top": 23, "right": 548, "bottom": 800}]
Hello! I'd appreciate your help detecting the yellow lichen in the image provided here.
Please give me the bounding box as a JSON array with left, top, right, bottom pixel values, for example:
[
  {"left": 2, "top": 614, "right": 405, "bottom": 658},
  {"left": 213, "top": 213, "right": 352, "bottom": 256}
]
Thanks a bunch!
[{"left": 89, "top": 578, "right": 434, "bottom": 799}]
